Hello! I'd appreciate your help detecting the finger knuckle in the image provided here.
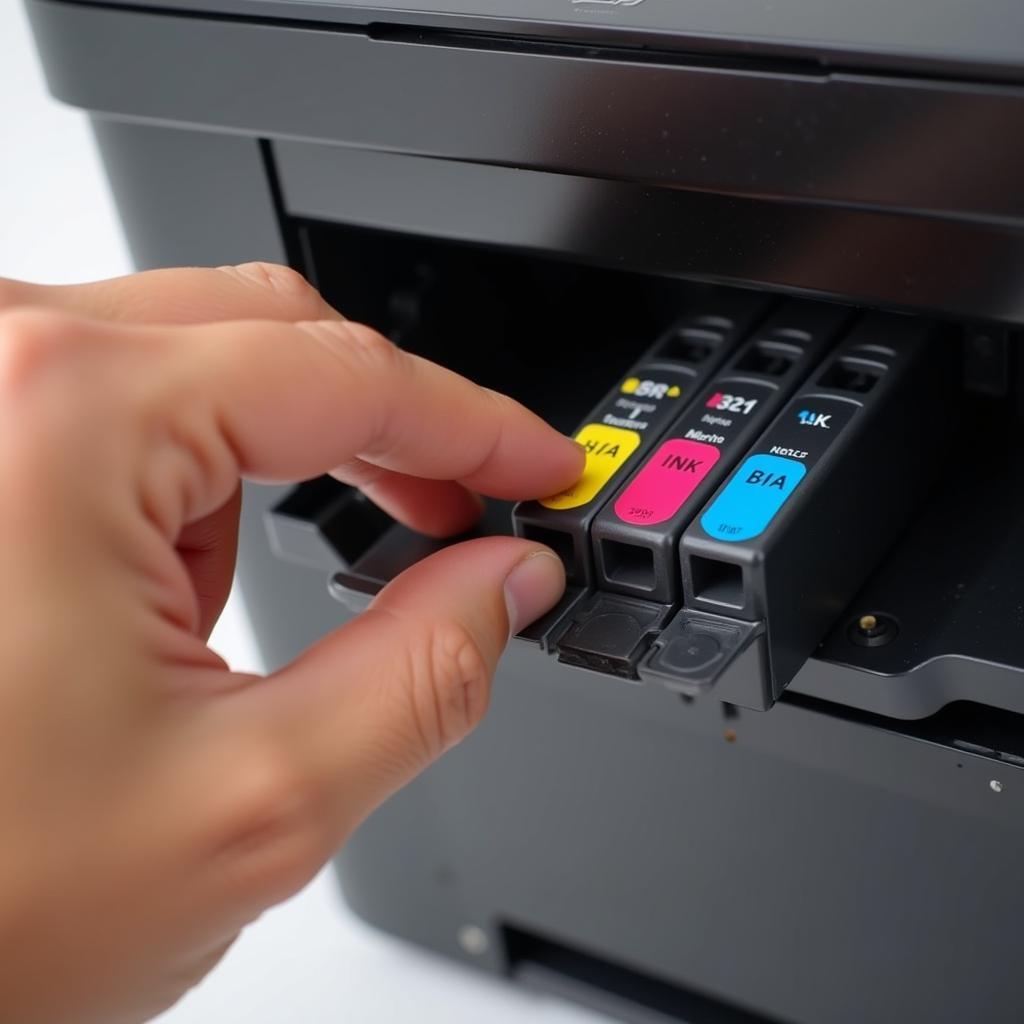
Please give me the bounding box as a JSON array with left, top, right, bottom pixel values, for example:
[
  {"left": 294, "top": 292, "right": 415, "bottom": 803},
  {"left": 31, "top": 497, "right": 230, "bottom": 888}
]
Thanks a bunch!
[
  {"left": 481, "top": 385, "right": 517, "bottom": 415},
  {"left": 299, "top": 319, "right": 405, "bottom": 392},
  {"left": 337, "top": 321, "right": 402, "bottom": 372},
  {"left": 226, "top": 261, "right": 321, "bottom": 306},
  {"left": 0, "top": 309, "right": 76, "bottom": 397},
  {"left": 404, "top": 619, "right": 491, "bottom": 758}
]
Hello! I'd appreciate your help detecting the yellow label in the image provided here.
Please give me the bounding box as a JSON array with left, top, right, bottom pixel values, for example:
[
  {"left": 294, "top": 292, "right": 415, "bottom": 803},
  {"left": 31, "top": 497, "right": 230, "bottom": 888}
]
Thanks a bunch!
[{"left": 540, "top": 423, "right": 642, "bottom": 510}]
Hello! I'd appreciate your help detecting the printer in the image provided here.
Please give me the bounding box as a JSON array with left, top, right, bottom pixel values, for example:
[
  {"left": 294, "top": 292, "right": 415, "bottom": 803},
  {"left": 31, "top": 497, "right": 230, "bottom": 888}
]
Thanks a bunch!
[{"left": 27, "top": 1, "right": 1024, "bottom": 1020}]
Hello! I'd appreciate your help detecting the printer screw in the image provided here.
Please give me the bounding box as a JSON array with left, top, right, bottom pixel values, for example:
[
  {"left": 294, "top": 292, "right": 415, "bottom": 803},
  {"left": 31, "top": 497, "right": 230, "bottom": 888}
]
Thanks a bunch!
[
  {"left": 457, "top": 924, "right": 490, "bottom": 956},
  {"left": 990, "top": 780, "right": 1004, "bottom": 793},
  {"left": 848, "top": 612, "right": 899, "bottom": 648}
]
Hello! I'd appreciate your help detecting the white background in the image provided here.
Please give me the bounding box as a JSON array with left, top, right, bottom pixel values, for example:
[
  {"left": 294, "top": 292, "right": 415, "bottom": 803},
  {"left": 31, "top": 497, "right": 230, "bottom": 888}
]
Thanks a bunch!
[{"left": 0, "top": 4, "right": 605, "bottom": 1021}]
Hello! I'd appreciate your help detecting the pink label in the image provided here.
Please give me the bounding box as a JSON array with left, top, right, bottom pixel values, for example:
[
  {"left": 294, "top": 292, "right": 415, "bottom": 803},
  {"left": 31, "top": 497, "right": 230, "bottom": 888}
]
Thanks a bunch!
[{"left": 614, "top": 439, "right": 721, "bottom": 525}]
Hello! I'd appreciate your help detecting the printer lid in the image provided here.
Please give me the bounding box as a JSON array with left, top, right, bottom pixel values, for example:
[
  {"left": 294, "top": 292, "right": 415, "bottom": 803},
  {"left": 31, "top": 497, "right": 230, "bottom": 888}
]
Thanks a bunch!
[{"left": 70, "top": 0, "right": 1024, "bottom": 80}]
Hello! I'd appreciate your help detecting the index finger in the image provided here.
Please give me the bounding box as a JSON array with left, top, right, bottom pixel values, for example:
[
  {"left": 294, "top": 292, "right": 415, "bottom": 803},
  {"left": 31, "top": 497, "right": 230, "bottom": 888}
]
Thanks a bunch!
[{"left": 160, "top": 317, "right": 584, "bottom": 524}]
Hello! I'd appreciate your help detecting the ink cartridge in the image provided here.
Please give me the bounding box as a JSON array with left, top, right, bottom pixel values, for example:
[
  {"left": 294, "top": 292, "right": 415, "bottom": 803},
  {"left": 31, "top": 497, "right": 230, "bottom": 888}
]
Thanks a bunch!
[
  {"left": 590, "top": 301, "right": 852, "bottom": 603},
  {"left": 642, "top": 313, "right": 953, "bottom": 710},
  {"left": 512, "top": 291, "right": 770, "bottom": 592}
]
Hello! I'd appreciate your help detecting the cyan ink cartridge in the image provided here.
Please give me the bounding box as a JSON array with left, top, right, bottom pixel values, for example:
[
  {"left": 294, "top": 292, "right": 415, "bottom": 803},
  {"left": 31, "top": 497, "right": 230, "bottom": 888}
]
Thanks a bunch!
[
  {"left": 590, "top": 301, "right": 852, "bottom": 603},
  {"left": 512, "top": 291, "right": 770, "bottom": 587},
  {"left": 643, "top": 313, "right": 953, "bottom": 710}
]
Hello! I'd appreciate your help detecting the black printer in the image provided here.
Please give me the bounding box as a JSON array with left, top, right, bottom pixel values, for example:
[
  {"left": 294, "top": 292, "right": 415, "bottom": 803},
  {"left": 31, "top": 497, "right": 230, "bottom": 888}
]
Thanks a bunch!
[{"left": 27, "top": 1, "right": 1024, "bottom": 1020}]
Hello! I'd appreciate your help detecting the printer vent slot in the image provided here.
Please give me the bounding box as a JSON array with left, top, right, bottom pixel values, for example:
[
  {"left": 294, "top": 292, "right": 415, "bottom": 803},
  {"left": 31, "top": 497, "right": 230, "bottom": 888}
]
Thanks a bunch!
[
  {"left": 365, "top": 24, "right": 828, "bottom": 78},
  {"left": 503, "top": 925, "right": 783, "bottom": 1024}
]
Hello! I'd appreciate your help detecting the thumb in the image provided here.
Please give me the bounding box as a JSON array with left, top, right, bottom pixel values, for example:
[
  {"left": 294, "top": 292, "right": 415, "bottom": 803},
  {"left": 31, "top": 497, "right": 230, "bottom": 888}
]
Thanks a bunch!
[{"left": 215, "top": 536, "right": 564, "bottom": 894}]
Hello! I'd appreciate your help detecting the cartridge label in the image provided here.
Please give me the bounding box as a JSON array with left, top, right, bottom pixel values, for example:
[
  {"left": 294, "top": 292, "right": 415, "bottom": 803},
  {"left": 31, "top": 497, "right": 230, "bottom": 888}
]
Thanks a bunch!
[
  {"left": 611, "top": 379, "right": 777, "bottom": 526},
  {"left": 699, "top": 397, "right": 859, "bottom": 541},
  {"left": 614, "top": 439, "right": 721, "bottom": 525},
  {"left": 540, "top": 423, "right": 641, "bottom": 510},
  {"left": 700, "top": 454, "right": 806, "bottom": 541},
  {"left": 540, "top": 363, "right": 692, "bottom": 510},
  {"left": 600, "top": 365, "right": 691, "bottom": 432}
]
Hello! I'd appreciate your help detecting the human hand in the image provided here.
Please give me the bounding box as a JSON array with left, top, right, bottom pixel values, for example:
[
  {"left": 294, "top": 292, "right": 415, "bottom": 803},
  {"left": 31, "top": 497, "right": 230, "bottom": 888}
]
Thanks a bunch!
[{"left": 0, "top": 264, "right": 582, "bottom": 1024}]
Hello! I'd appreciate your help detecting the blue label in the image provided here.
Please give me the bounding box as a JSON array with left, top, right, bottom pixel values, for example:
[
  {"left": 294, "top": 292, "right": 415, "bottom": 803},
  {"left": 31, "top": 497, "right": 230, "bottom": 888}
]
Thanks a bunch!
[{"left": 700, "top": 454, "right": 806, "bottom": 542}]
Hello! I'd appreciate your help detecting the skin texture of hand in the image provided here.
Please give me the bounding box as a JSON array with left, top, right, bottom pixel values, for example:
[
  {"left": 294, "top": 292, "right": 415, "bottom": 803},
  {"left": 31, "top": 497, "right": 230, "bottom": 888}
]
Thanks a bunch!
[{"left": 0, "top": 264, "right": 583, "bottom": 1024}]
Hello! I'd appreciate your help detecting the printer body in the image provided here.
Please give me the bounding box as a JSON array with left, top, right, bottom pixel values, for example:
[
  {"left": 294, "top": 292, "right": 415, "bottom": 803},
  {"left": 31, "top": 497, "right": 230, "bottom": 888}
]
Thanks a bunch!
[{"left": 27, "top": 1, "right": 1024, "bottom": 1021}]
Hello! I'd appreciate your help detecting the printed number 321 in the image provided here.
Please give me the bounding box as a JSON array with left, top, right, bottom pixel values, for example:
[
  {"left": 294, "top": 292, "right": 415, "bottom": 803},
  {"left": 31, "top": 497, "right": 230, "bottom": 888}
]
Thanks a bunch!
[{"left": 710, "top": 393, "right": 758, "bottom": 415}]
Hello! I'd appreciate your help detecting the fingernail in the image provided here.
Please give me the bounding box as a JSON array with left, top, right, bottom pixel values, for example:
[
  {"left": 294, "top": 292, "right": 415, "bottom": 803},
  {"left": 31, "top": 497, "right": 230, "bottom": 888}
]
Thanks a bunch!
[{"left": 504, "top": 551, "right": 566, "bottom": 637}]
